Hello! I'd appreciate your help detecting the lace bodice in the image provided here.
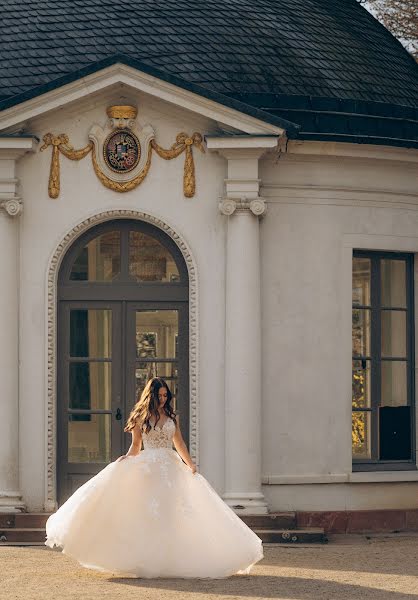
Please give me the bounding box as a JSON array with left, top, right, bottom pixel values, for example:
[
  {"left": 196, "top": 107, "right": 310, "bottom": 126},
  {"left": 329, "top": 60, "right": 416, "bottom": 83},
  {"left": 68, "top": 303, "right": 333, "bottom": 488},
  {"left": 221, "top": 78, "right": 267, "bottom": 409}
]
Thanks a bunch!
[{"left": 142, "top": 418, "right": 176, "bottom": 450}]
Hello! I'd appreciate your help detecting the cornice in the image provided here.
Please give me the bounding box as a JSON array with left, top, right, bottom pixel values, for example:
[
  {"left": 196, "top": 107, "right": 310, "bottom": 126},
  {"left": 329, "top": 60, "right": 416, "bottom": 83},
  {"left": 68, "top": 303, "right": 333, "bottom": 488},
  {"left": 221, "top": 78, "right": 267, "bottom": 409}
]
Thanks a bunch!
[{"left": 287, "top": 140, "right": 418, "bottom": 163}]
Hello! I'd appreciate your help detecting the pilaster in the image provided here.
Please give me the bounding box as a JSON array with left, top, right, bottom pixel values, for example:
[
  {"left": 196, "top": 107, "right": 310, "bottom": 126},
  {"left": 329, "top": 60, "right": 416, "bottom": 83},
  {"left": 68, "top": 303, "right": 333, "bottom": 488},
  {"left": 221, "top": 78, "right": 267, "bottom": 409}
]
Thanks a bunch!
[
  {"left": 0, "top": 136, "right": 37, "bottom": 512},
  {"left": 208, "top": 135, "right": 279, "bottom": 514}
]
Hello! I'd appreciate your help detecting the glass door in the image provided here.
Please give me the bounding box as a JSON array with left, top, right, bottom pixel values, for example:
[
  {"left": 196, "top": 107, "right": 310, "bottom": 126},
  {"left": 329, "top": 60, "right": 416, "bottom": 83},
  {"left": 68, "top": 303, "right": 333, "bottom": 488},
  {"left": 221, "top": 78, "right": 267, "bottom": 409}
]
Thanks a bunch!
[
  {"left": 124, "top": 302, "right": 189, "bottom": 449},
  {"left": 57, "top": 302, "right": 122, "bottom": 503}
]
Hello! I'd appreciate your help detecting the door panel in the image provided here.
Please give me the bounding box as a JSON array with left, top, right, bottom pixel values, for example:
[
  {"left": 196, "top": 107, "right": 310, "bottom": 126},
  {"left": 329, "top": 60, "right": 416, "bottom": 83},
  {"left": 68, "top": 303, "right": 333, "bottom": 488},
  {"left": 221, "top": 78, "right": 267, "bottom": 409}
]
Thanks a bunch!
[
  {"left": 125, "top": 303, "right": 189, "bottom": 451},
  {"left": 57, "top": 302, "right": 123, "bottom": 503}
]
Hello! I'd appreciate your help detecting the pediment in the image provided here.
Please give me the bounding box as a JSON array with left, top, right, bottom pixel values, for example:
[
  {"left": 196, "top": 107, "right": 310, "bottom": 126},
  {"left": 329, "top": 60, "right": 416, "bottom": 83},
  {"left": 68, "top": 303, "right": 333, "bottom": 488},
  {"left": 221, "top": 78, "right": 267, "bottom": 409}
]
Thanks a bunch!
[{"left": 0, "top": 62, "right": 289, "bottom": 136}]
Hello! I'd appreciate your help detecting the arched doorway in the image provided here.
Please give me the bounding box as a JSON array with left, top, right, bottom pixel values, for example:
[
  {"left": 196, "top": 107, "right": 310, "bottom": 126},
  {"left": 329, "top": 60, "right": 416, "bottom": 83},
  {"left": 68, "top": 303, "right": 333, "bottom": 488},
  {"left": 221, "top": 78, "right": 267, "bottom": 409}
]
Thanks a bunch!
[{"left": 57, "top": 219, "right": 189, "bottom": 504}]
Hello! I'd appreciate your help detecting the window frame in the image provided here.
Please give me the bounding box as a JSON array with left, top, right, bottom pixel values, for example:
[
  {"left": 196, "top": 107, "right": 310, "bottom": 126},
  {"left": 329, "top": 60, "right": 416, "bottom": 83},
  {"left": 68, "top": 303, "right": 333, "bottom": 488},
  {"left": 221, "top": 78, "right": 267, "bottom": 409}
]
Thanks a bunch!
[{"left": 352, "top": 249, "right": 416, "bottom": 471}]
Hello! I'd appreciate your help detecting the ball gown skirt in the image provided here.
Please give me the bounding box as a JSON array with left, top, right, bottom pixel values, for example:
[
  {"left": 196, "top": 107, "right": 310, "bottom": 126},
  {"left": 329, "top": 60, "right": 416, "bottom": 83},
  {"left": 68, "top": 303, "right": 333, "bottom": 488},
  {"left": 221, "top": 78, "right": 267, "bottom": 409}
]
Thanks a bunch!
[{"left": 45, "top": 418, "right": 264, "bottom": 578}]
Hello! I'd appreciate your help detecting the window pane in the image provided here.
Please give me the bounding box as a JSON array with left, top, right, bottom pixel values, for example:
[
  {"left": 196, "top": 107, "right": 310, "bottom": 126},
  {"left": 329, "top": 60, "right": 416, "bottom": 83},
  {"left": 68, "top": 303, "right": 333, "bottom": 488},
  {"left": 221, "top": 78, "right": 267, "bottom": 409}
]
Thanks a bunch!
[
  {"left": 68, "top": 413, "right": 111, "bottom": 463},
  {"left": 134, "top": 362, "right": 178, "bottom": 411},
  {"left": 381, "top": 259, "right": 406, "bottom": 308},
  {"left": 352, "top": 411, "right": 371, "bottom": 459},
  {"left": 353, "top": 257, "right": 371, "bottom": 305},
  {"left": 135, "top": 310, "right": 178, "bottom": 359},
  {"left": 352, "top": 309, "right": 371, "bottom": 357},
  {"left": 381, "top": 361, "right": 407, "bottom": 407},
  {"left": 381, "top": 310, "right": 406, "bottom": 358},
  {"left": 70, "top": 231, "right": 120, "bottom": 281},
  {"left": 352, "top": 360, "right": 371, "bottom": 409},
  {"left": 69, "top": 362, "right": 112, "bottom": 410},
  {"left": 70, "top": 309, "right": 112, "bottom": 358},
  {"left": 129, "top": 231, "right": 180, "bottom": 282},
  {"left": 379, "top": 406, "right": 411, "bottom": 460}
]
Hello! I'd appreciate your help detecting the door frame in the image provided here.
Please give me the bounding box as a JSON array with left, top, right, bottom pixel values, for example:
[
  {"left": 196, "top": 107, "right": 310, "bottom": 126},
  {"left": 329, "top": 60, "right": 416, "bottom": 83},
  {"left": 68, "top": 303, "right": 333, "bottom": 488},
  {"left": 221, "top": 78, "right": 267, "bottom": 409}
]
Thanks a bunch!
[{"left": 47, "top": 212, "right": 198, "bottom": 511}]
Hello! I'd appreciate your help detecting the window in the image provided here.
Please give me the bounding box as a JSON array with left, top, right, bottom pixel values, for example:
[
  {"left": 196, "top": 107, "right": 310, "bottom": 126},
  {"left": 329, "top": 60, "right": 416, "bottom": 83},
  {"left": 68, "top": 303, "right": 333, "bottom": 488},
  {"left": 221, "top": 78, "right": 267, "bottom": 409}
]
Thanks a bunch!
[{"left": 352, "top": 251, "right": 415, "bottom": 470}]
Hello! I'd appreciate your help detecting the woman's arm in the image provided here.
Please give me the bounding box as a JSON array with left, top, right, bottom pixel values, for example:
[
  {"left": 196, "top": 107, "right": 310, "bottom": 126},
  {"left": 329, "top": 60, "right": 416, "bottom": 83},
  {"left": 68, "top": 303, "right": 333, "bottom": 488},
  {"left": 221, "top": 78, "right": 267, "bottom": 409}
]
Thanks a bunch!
[
  {"left": 173, "top": 415, "right": 197, "bottom": 474},
  {"left": 116, "top": 423, "right": 142, "bottom": 461}
]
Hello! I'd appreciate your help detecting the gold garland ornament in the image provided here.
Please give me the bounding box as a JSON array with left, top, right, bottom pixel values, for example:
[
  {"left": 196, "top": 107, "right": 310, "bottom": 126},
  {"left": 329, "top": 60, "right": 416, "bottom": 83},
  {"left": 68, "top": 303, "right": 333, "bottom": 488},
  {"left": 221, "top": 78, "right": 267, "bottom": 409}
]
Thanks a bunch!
[
  {"left": 41, "top": 120, "right": 205, "bottom": 199},
  {"left": 40, "top": 133, "right": 93, "bottom": 199},
  {"left": 152, "top": 132, "right": 204, "bottom": 198}
]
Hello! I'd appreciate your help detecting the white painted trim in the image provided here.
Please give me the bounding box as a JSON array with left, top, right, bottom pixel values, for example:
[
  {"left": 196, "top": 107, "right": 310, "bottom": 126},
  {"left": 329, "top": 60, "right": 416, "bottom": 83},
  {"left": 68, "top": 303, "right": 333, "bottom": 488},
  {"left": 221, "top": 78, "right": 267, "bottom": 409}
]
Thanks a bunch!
[
  {"left": 44, "top": 208, "right": 199, "bottom": 511},
  {"left": 287, "top": 140, "right": 418, "bottom": 163},
  {"left": 206, "top": 136, "right": 279, "bottom": 149},
  {"left": 0, "top": 137, "right": 37, "bottom": 151},
  {"left": 262, "top": 471, "right": 418, "bottom": 484},
  {"left": 342, "top": 234, "right": 418, "bottom": 253},
  {"left": 0, "top": 63, "right": 285, "bottom": 135}
]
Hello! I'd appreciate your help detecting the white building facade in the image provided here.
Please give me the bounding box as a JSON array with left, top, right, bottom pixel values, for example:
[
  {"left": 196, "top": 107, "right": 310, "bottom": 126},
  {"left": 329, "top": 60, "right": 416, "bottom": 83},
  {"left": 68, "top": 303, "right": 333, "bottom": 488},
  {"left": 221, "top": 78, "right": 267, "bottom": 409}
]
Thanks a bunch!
[{"left": 1, "top": 1, "right": 418, "bottom": 527}]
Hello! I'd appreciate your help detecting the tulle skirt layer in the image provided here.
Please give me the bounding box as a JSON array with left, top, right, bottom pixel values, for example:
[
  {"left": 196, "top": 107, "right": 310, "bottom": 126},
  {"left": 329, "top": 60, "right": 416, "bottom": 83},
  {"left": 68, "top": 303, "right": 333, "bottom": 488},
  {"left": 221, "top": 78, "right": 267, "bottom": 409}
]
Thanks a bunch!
[{"left": 45, "top": 448, "right": 263, "bottom": 578}]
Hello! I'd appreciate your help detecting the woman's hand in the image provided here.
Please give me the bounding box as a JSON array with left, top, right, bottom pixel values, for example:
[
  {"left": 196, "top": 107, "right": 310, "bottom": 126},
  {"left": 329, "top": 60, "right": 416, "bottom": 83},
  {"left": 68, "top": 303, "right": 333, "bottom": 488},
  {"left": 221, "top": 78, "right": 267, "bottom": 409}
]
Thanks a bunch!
[
  {"left": 115, "top": 455, "right": 127, "bottom": 463},
  {"left": 189, "top": 463, "right": 197, "bottom": 475}
]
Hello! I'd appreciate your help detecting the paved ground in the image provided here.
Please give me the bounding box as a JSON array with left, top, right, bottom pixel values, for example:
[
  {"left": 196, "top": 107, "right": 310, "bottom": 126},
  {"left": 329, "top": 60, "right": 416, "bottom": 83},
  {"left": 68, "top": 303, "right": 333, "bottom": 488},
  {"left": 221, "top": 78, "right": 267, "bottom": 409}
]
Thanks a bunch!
[{"left": 1, "top": 534, "right": 418, "bottom": 600}]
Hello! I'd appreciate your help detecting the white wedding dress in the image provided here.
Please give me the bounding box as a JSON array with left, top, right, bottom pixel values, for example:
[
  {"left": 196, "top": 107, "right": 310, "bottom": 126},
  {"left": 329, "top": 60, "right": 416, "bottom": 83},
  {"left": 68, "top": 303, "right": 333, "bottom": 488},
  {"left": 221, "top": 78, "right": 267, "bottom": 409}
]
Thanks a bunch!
[{"left": 45, "top": 418, "right": 263, "bottom": 578}]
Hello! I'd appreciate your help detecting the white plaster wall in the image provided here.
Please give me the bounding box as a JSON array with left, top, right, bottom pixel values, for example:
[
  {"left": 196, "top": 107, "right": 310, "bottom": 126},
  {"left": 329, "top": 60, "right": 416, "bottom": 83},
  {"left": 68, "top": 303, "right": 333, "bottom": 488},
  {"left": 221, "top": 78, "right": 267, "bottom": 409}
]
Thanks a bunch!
[
  {"left": 17, "top": 88, "right": 227, "bottom": 510},
  {"left": 259, "top": 146, "right": 418, "bottom": 510}
]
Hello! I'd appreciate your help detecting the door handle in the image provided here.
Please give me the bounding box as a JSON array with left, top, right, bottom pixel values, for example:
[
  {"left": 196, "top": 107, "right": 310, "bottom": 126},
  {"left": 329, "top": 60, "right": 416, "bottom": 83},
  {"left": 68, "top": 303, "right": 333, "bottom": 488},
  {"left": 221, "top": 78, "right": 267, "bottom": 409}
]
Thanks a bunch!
[{"left": 115, "top": 408, "right": 122, "bottom": 421}]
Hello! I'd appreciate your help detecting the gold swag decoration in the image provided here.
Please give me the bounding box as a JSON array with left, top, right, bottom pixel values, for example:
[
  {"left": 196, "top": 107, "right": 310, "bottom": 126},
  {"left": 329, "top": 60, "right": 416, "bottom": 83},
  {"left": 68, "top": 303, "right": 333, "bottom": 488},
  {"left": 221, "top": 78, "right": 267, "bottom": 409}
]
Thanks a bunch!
[{"left": 40, "top": 129, "right": 205, "bottom": 199}]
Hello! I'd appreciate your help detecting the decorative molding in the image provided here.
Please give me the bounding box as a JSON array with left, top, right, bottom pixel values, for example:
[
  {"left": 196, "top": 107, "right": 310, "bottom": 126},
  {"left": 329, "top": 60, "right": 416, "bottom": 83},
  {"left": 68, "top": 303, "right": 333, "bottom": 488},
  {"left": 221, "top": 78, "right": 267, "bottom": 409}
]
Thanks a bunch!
[
  {"left": 218, "top": 196, "right": 267, "bottom": 217},
  {"left": 40, "top": 107, "right": 205, "bottom": 199},
  {"left": 88, "top": 107, "right": 155, "bottom": 184},
  {"left": 45, "top": 209, "right": 199, "bottom": 511},
  {"left": 0, "top": 137, "right": 37, "bottom": 216},
  {"left": 286, "top": 139, "right": 418, "bottom": 163},
  {"left": 0, "top": 197, "right": 23, "bottom": 217}
]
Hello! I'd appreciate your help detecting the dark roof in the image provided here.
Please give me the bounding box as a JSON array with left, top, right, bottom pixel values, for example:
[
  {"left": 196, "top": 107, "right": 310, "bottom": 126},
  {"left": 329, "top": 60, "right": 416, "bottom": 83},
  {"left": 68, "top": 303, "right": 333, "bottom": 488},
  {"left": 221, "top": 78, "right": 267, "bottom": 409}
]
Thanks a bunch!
[{"left": 1, "top": 0, "right": 418, "bottom": 147}]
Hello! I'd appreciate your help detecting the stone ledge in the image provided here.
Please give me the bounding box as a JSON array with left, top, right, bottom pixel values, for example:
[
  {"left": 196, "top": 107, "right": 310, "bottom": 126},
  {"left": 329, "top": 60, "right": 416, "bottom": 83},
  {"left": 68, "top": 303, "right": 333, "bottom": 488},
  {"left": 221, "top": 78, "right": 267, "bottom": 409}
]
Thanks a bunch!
[{"left": 262, "top": 471, "right": 418, "bottom": 485}]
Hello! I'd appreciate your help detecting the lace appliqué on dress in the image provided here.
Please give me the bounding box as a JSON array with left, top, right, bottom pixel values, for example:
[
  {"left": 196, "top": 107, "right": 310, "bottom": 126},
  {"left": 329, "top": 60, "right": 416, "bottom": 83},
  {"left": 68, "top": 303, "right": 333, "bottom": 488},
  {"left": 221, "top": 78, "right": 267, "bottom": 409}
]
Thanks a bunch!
[{"left": 142, "top": 418, "right": 175, "bottom": 450}]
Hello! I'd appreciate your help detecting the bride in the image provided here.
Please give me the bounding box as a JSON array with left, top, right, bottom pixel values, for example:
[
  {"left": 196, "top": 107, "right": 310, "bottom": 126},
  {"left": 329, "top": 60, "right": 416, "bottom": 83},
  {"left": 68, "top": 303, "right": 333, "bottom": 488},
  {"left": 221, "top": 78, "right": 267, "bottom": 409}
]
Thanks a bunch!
[{"left": 45, "top": 377, "right": 264, "bottom": 578}]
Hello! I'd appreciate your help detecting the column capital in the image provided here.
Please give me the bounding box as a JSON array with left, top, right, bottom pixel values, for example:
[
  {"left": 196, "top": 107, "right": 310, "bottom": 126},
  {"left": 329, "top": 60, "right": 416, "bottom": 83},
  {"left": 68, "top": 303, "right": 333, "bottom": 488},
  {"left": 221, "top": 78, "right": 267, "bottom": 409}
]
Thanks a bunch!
[
  {"left": 0, "top": 197, "right": 23, "bottom": 217},
  {"left": 0, "top": 136, "right": 38, "bottom": 218},
  {"left": 219, "top": 196, "right": 267, "bottom": 217},
  {"left": 207, "top": 135, "right": 280, "bottom": 203}
]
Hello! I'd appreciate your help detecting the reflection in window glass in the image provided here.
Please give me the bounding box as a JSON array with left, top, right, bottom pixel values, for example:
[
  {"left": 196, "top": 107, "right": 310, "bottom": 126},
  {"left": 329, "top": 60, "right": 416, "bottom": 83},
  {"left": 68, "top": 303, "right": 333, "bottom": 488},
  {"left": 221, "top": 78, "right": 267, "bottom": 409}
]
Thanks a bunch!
[
  {"left": 352, "top": 360, "right": 372, "bottom": 409},
  {"left": 69, "top": 362, "right": 112, "bottom": 411},
  {"left": 352, "top": 309, "right": 371, "bottom": 357},
  {"left": 135, "top": 311, "right": 178, "bottom": 359},
  {"left": 381, "top": 361, "right": 407, "bottom": 407},
  {"left": 353, "top": 257, "right": 371, "bottom": 305},
  {"left": 70, "top": 309, "right": 112, "bottom": 358},
  {"left": 381, "top": 310, "right": 406, "bottom": 358},
  {"left": 129, "top": 232, "right": 180, "bottom": 282},
  {"left": 352, "top": 411, "right": 371, "bottom": 459},
  {"left": 70, "top": 231, "right": 120, "bottom": 281},
  {"left": 68, "top": 413, "right": 111, "bottom": 463},
  {"left": 381, "top": 259, "right": 406, "bottom": 307}
]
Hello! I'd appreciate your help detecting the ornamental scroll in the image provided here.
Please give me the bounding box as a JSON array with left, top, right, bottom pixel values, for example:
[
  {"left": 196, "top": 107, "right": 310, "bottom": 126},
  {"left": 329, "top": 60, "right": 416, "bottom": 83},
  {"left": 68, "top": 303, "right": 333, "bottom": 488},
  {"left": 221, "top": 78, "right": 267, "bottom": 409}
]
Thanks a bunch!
[{"left": 40, "top": 105, "right": 205, "bottom": 199}]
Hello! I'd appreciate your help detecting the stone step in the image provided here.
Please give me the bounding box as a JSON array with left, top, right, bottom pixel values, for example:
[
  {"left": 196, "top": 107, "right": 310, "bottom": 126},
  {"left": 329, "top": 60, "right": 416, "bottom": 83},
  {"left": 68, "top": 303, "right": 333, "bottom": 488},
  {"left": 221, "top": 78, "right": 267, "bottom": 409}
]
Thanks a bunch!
[
  {"left": 254, "top": 527, "right": 326, "bottom": 544},
  {"left": 0, "top": 513, "right": 52, "bottom": 529},
  {"left": 0, "top": 514, "right": 326, "bottom": 546},
  {"left": 239, "top": 512, "right": 296, "bottom": 529},
  {"left": 0, "top": 528, "right": 46, "bottom": 543},
  {"left": 0, "top": 541, "right": 46, "bottom": 546}
]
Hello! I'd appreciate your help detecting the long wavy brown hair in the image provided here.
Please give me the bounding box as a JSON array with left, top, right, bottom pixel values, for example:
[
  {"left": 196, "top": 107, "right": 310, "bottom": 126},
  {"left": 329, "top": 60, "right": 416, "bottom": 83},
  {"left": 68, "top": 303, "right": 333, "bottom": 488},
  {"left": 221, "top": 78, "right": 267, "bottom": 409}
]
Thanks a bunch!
[{"left": 124, "top": 377, "right": 177, "bottom": 433}]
